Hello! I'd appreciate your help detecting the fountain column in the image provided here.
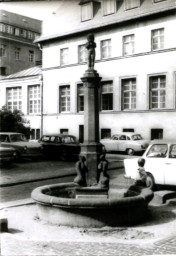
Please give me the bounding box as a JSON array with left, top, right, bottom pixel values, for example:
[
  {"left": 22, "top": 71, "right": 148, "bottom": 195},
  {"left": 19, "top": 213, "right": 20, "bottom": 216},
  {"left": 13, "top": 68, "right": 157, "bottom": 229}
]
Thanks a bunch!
[
  {"left": 81, "top": 70, "right": 102, "bottom": 186},
  {"left": 80, "top": 34, "right": 103, "bottom": 186}
]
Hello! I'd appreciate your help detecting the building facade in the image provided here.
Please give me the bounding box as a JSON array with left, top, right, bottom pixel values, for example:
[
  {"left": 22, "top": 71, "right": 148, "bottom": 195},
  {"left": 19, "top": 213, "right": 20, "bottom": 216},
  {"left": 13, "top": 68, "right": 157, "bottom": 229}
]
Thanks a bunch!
[
  {"left": 0, "top": 9, "right": 42, "bottom": 78},
  {"left": 35, "top": 0, "right": 176, "bottom": 141},
  {"left": 0, "top": 66, "right": 42, "bottom": 140},
  {"left": 1, "top": 0, "right": 176, "bottom": 141}
]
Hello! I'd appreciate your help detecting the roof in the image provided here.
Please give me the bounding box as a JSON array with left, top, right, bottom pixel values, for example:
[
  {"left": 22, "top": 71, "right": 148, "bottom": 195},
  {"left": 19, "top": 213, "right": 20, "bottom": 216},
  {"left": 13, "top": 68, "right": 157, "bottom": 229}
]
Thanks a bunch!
[
  {"left": 0, "top": 66, "right": 42, "bottom": 80},
  {"left": 0, "top": 9, "right": 41, "bottom": 33},
  {"left": 35, "top": 0, "right": 176, "bottom": 43}
]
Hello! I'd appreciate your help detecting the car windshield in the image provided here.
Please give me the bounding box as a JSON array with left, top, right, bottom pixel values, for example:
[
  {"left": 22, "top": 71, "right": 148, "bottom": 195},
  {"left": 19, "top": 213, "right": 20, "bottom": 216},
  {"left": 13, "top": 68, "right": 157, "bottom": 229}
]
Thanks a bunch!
[
  {"left": 131, "top": 135, "right": 143, "bottom": 140},
  {"left": 147, "top": 144, "right": 168, "bottom": 158},
  {"left": 10, "top": 134, "right": 27, "bottom": 142}
]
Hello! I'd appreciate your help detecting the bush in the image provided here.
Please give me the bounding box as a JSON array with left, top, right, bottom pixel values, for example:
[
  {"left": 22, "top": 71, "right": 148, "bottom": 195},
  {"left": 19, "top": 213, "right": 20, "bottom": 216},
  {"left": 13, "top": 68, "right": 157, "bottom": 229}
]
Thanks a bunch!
[{"left": 0, "top": 106, "right": 31, "bottom": 138}]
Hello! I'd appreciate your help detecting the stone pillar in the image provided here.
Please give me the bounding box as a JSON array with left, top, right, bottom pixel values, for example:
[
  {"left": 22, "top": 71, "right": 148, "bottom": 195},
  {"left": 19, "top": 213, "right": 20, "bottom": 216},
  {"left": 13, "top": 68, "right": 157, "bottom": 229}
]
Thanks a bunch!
[{"left": 81, "top": 70, "right": 103, "bottom": 186}]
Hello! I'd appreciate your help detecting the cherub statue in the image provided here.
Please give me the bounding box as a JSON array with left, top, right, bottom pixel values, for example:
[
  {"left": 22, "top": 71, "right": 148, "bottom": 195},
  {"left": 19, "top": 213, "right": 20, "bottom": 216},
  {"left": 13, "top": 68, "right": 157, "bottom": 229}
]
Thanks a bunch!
[
  {"left": 86, "top": 33, "right": 96, "bottom": 70},
  {"left": 74, "top": 155, "right": 87, "bottom": 186},
  {"left": 97, "top": 154, "right": 109, "bottom": 188}
]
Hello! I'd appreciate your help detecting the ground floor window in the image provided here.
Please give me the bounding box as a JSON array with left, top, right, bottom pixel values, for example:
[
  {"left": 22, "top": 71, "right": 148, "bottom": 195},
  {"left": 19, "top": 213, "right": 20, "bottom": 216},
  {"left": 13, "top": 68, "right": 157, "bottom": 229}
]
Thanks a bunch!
[
  {"left": 59, "top": 85, "right": 70, "bottom": 113},
  {"left": 122, "top": 78, "right": 136, "bottom": 110},
  {"left": 6, "top": 87, "right": 22, "bottom": 112},
  {"left": 151, "top": 129, "right": 163, "bottom": 140},
  {"left": 28, "top": 85, "right": 41, "bottom": 114},
  {"left": 31, "top": 129, "right": 40, "bottom": 140},
  {"left": 123, "top": 128, "right": 135, "bottom": 132},
  {"left": 101, "top": 81, "right": 113, "bottom": 111},
  {"left": 79, "top": 125, "right": 84, "bottom": 143},
  {"left": 60, "top": 129, "right": 68, "bottom": 135},
  {"left": 101, "top": 129, "right": 111, "bottom": 139}
]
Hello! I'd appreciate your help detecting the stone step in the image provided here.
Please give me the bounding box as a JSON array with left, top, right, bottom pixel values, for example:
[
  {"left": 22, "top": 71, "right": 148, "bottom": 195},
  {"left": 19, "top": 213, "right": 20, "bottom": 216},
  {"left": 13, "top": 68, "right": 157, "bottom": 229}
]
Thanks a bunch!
[{"left": 151, "top": 190, "right": 176, "bottom": 205}]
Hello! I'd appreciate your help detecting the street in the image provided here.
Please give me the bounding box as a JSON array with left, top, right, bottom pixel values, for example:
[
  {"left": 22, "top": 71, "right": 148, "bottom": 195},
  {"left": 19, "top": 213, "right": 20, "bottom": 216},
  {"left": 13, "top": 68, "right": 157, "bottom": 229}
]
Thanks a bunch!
[{"left": 0, "top": 153, "right": 127, "bottom": 203}]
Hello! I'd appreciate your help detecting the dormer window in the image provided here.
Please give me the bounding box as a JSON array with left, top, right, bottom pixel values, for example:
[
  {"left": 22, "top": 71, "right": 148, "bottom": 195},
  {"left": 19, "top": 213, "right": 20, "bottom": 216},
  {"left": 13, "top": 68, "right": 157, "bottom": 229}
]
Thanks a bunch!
[
  {"left": 103, "top": 0, "right": 116, "bottom": 16},
  {"left": 81, "top": 3, "right": 92, "bottom": 21},
  {"left": 125, "top": 0, "right": 140, "bottom": 10},
  {"left": 79, "top": 0, "right": 100, "bottom": 22}
]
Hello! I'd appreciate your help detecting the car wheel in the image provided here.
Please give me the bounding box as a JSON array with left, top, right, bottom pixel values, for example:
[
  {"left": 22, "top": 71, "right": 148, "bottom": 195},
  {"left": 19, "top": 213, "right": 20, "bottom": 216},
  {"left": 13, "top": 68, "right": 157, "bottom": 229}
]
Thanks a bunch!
[
  {"left": 15, "top": 151, "right": 21, "bottom": 161},
  {"left": 60, "top": 151, "right": 67, "bottom": 161},
  {"left": 146, "top": 173, "right": 155, "bottom": 190},
  {"left": 126, "top": 148, "right": 135, "bottom": 156}
]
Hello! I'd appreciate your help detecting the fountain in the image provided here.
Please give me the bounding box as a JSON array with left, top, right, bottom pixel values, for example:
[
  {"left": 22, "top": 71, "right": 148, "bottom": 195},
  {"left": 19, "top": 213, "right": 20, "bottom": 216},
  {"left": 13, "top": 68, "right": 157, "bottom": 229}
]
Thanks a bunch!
[{"left": 31, "top": 34, "right": 153, "bottom": 228}]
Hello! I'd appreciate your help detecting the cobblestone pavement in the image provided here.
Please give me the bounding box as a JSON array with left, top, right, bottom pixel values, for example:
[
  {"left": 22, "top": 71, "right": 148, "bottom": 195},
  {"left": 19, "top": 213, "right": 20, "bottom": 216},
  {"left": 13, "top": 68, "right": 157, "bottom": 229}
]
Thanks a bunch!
[{"left": 1, "top": 235, "right": 176, "bottom": 256}]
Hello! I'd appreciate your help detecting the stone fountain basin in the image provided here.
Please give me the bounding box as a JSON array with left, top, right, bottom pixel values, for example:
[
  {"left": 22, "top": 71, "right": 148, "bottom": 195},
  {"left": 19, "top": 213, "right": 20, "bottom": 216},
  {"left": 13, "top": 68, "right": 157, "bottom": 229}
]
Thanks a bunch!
[{"left": 31, "top": 182, "right": 153, "bottom": 228}]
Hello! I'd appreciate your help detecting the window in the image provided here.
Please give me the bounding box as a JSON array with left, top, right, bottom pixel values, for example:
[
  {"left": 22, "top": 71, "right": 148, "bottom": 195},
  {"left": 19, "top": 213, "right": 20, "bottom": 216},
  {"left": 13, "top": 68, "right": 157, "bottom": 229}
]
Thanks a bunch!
[
  {"left": 60, "top": 48, "right": 69, "bottom": 66},
  {"left": 125, "top": 0, "right": 140, "bottom": 10},
  {"left": 151, "top": 28, "right": 164, "bottom": 51},
  {"left": 29, "top": 50, "right": 34, "bottom": 62},
  {"left": 101, "top": 82, "right": 113, "bottom": 111},
  {"left": 31, "top": 129, "right": 40, "bottom": 140},
  {"left": 15, "top": 47, "right": 20, "bottom": 60},
  {"left": 147, "top": 144, "right": 167, "bottom": 158},
  {"left": 78, "top": 84, "right": 84, "bottom": 112},
  {"left": 101, "top": 129, "right": 111, "bottom": 139},
  {"left": 81, "top": 3, "right": 92, "bottom": 21},
  {"left": 7, "top": 87, "right": 22, "bottom": 112},
  {"left": 103, "top": 0, "right": 116, "bottom": 15},
  {"left": 78, "top": 44, "right": 87, "bottom": 63},
  {"left": 169, "top": 145, "right": 176, "bottom": 159},
  {"left": 0, "top": 45, "right": 6, "bottom": 57},
  {"left": 151, "top": 129, "right": 163, "bottom": 140},
  {"left": 6, "top": 25, "right": 13, "bottom": 34},
  {"left": 28, "top": 85, "right": 41, "bottom": 114},
  {"left": 60, "top": 86, "right": 70, "bottom": 113},
  {"left": 122, "top": 78, "right": 136, "bottom": 110},
  {"left": 20, "top": 29, "right": 27, "bottom": 38},
  {"left": 0, "top": 23, "right": 6, "bottom": 32},
  {"left": 101, "top": 39, "right": 111, "bottom": 59},
  {"left": 149, "top": 76, "right": 166, "bottom": 109},
  {"left": 60, "top": 129, "right": 68, "bottom": 135},
  {"left": 0, "top": 67, "right": 6, "bottom": 76},
  {"left": 14, "top": 27, "right": 20, "bottom": 36},
  {"left": 28, "top": 31, "right": 34, "bottom": 40},
  {"left": 123, "top": 34, "right": 134, "bottom": 55},
  {"left": 123, "top": 128, "right": 135, "bottom": 132}
]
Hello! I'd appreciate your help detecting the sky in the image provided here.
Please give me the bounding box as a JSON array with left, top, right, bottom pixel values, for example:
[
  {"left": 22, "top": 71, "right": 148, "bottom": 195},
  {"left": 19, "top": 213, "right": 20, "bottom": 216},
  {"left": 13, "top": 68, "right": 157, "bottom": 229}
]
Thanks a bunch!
[{"left": 0, "top": 1, "right": 59, "bottom": 20}]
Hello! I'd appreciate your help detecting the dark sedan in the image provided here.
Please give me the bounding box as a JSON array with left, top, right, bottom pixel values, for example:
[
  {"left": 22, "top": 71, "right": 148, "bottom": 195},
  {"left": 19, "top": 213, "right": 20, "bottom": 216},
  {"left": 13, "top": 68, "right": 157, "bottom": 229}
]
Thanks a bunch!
[{"left": 39, "top": 134, "right": 81, "bottom": 161}]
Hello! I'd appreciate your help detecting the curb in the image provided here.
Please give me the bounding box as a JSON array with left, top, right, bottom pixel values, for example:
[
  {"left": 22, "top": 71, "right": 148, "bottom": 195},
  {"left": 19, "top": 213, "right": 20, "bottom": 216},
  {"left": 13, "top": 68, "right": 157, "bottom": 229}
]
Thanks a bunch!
[{"left": 0, "top": 198, "right": 35, "bottom": 210}]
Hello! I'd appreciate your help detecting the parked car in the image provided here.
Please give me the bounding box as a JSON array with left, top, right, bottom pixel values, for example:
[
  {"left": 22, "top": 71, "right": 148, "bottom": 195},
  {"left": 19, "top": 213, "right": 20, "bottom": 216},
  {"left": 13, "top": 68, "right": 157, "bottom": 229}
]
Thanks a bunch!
[
  {"left": 0, "top": 145, "right": 16, "bottom": 165},
  {"left": 39, "top": 134, "right": 81, "bottom": 161},
  {"left": 0, "top": 132, "right": 43, "bottom": 160},
  {"left": 124, "top": 140, "right": 176, "bottom": 189},
  {"left": 100, "top": 133, "right": 150, "bottom": 155}
]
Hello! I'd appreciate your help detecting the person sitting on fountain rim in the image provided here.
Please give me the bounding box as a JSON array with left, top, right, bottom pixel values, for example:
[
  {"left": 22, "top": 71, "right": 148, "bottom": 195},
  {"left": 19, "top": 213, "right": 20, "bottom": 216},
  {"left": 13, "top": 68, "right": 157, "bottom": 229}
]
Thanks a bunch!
[{"left": 135, "top": 158, "right": 147, "bottom": 187}]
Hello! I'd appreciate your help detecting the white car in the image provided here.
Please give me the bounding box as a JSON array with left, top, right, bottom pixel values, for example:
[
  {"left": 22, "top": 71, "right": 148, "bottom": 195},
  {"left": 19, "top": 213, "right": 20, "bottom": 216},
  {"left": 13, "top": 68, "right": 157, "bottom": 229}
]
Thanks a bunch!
[
  {"left": 124, "top": 140, "right": 176, "bottom": 189},
  {"left": 100, "top": 133, "right": 150, "bottom": 155}
]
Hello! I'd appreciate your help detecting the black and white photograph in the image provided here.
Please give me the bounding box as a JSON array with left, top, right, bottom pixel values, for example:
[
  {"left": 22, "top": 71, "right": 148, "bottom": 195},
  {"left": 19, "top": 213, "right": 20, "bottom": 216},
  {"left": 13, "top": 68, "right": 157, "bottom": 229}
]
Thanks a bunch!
[{"left": 0, "top": 0, "right": 176, "bottom": 255}]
